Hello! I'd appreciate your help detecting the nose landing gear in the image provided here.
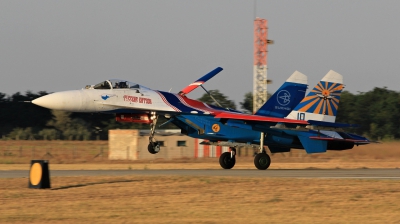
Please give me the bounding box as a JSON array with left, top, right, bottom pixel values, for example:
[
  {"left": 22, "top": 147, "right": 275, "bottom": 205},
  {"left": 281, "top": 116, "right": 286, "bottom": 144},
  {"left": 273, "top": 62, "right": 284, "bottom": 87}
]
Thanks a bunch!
[
  {"left": 148, "top": 142, "right": 160, "bottom": 154},
  {"left": 148, "top": 112, "right": 160, "bottom": 154}
]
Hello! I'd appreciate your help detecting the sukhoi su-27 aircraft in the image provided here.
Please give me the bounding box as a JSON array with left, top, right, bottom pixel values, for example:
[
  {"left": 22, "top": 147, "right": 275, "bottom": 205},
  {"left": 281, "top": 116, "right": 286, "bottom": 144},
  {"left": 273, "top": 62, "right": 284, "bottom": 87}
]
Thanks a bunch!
[{"left": 32, "top": 67, "right": 371, "bottom": 170}]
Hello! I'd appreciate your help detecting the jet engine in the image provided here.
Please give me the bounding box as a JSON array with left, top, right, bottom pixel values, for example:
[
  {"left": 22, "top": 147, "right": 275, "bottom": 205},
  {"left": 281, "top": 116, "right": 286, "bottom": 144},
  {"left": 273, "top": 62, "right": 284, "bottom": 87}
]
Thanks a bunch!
[{"left": 327, "top": 141, "right": 354, "bottom": 150}]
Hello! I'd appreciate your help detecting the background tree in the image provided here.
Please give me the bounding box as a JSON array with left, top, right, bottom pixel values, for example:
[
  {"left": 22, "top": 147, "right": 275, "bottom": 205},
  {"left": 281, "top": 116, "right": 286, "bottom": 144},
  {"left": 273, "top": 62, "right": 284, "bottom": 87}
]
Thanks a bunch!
[
  {"left": 0, "top": 92, "right": 7, "bottom": 103},
  {"left": 0, "top": 91, "right": 51, "bottom": 138},
  {"left": 197, "top": 90, "right": 236, "bottom": 110},
  {"left": 240, "top": 92, "right": 253, "bottom": 114},
  {"left": 46, "top": 110, "right": 92, "bottom": 140},
  {"left": 38, "top": 128, "right": 59, "bottom": 140},
  {"left": 335, "top": 87, "right": 400, "bottom": 140},
  {"left": 7, "top": 127, "right": 36, "bottom": 140},
  {"left": 239, "top": 92, "right": 273, "bottom": 114}
]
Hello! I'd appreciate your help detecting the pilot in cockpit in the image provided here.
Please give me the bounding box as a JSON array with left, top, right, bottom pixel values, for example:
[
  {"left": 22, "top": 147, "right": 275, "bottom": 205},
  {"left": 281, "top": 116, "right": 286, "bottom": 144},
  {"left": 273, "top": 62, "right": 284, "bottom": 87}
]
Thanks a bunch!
[
  {"left": 119, "top": 82, "right": 127, "bottom": 88},
  {"left": 114, "top": 82, "right": 119, "bottom": 89}
]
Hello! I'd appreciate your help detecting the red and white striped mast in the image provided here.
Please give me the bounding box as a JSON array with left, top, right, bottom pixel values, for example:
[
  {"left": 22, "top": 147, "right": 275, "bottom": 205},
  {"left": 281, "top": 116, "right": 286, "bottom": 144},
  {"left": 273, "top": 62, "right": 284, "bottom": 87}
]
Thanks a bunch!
[{"left": 253, "top": 18, "right": 273, "bottom": 113}]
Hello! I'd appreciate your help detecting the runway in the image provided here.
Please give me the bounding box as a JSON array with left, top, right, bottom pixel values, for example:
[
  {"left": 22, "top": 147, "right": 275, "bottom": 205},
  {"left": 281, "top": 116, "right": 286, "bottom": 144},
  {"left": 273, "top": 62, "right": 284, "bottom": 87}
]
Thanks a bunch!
[{"left": 1, "top": 169, "right": 400, "bottom": 179}]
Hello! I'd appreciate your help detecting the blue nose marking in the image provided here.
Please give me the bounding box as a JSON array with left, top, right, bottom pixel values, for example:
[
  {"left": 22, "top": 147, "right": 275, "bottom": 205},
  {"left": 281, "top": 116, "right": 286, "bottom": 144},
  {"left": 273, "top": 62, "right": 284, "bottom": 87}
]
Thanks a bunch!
[{"left": 101, "top": 95, "right": 110, "bottom": 100}]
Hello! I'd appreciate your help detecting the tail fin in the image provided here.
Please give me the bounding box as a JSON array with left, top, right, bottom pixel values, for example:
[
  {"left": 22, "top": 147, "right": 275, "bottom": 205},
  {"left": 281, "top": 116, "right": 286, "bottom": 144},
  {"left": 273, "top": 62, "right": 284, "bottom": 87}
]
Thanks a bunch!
[
  {"left": 286, "top": 70, "right": 344, "bottom": 122},
  {"left": 255, "top": 71, "right": 307, "bottom": 118}
]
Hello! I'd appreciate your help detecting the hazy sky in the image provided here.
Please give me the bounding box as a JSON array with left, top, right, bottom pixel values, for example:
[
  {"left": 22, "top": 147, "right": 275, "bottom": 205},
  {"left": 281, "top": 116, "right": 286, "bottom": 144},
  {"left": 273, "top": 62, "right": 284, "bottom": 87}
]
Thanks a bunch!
[{"left": 1, "top": 1, "right": 399, "bottom": 108}]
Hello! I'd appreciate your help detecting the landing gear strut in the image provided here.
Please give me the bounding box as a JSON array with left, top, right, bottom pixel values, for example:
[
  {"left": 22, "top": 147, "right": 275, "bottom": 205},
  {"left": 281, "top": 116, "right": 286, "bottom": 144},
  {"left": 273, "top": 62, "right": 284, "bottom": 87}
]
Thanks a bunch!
[
  {"left": 254, "top": 132, "right": 271, "bottom": 170},
  {"left": 148, "top": 112, "right": 160, "bottom": 154},
  {"left": 219, "top": 147, "right": 236, "bottom": 169}
]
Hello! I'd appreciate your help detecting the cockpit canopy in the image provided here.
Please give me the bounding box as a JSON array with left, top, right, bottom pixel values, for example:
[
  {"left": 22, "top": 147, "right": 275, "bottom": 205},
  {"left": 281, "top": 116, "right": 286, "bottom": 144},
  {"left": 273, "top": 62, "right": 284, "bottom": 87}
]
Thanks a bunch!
[{"left": 88, "top": 79, "right": 151, "bottom": 90}]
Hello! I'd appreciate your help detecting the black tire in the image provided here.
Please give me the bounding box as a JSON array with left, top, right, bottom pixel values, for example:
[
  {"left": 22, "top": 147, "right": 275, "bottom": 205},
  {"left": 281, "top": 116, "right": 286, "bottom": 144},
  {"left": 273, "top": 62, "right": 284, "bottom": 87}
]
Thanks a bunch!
[
  {"left": 148, "top": 142, "right": 160, "bottom": 154},
  {"left": 219, "top": 152, "right": 236, "bottom": 169},
  {"left": 254, "top": 153, "right": 271, "bottom": 170}
]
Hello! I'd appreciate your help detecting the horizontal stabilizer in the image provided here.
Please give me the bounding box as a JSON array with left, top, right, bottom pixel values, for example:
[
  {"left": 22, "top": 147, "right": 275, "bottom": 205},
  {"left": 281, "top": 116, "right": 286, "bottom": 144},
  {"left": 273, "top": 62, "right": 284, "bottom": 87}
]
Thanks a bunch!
[
  {"left": 214, "top": 112, "right": 309, "bottom": 125},
  {"left": 334, "top": 132, "right": 371, "bottom": 144},
  {"left": 344, "top": 132, "right": 371, "bottom": 142},
  {"left": 308, "top": 130, "right": 371, "bottom": 145},
  {"left": 308, "top": 120, "right": 359, "bottom": 128},
  {"left": 178, "top": 67, "right": 223, "bottom": 96},
  {"left": 309, "top": 136, "right": 370, "bottom": 143}
]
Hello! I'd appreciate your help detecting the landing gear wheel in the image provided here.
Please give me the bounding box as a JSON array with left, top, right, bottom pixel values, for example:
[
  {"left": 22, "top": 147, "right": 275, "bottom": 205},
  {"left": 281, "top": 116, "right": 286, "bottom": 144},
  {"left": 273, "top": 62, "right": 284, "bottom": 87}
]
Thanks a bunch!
[
  {"left": 148, "top": 142, "right": 160, "bottom": 154},
  {"left": 254, "top": 153, "right": 271, "bottom": 170},
  {"left": 219, "top": 152, "right": 236, "bottom": 169}
]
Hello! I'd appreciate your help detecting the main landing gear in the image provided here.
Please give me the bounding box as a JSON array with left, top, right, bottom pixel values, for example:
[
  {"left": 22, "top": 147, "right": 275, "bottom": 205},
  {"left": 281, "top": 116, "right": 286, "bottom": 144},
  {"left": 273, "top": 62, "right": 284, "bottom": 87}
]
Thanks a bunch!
[
  {"left": 254, "top": 152, "right": 271, "bottom": 170},
  {"left": 218, "top": 143, "right": 271, "bottom": 170},
  {"left": 253, "top": 132, "right": 271, "bottom": 170},
  {"left": 148, "top": 112, "right": 160, "bottom": 154},
  {"left": 219, "top": 147, "right": 236, "bottom": 169}
]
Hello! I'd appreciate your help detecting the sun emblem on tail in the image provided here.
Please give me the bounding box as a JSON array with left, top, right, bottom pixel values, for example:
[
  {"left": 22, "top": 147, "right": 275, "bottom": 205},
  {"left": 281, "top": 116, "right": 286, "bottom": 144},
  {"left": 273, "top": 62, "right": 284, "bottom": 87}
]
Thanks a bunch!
[
  {"left": 296, "top": 81, "right": 343, "bottom": 116},
  {"left": 320, "top": 89, "right": 331, "bottom": 100}
]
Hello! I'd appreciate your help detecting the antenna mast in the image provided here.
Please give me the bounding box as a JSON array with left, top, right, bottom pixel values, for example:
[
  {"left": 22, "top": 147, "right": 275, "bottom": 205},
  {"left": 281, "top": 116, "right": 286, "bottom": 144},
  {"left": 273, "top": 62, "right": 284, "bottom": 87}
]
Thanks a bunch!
[{"left": 253, "top": 18, "right": 273, "bottom": 113}]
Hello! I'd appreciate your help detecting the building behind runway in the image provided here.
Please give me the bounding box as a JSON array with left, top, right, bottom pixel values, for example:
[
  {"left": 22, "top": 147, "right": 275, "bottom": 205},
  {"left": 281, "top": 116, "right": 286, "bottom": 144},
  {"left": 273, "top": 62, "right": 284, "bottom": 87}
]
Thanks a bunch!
[{"left": 108, "top": 129, "right": 234, "bottom": 160}]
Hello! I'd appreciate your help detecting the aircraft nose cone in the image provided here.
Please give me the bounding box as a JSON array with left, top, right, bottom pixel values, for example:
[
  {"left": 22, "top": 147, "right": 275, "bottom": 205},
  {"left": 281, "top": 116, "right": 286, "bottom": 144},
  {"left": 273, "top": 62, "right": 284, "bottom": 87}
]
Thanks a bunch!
[{"left": 32, "top": 90, "right": 83, "bottom": 111}]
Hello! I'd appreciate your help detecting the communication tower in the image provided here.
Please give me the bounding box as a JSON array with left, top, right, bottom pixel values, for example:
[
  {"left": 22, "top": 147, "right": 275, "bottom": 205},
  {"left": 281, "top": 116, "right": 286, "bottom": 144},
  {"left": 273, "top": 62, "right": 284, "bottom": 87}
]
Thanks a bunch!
[{"left": 253, "top": 18, "right": 273, "bottom": 113}]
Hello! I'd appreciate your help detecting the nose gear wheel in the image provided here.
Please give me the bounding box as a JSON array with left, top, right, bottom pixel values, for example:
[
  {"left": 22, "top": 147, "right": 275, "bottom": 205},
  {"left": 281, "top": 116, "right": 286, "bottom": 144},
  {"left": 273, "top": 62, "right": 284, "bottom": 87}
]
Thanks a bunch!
[{"left": 148, "top": 142, "right": 160, "bottom": 154}]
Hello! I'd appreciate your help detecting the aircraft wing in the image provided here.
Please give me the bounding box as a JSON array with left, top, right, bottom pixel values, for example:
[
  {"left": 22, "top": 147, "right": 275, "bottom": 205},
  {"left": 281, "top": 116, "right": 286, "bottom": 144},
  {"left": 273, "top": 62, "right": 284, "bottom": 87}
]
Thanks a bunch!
[
  {"left": 213, "top": 112, "right": 309, "bottom": 125},
  {"left": 178, "top": 67, "right": 223, "bottom": 96},
  {"left": 309, "top": 136, "right": 370, "bottom": 144}
]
